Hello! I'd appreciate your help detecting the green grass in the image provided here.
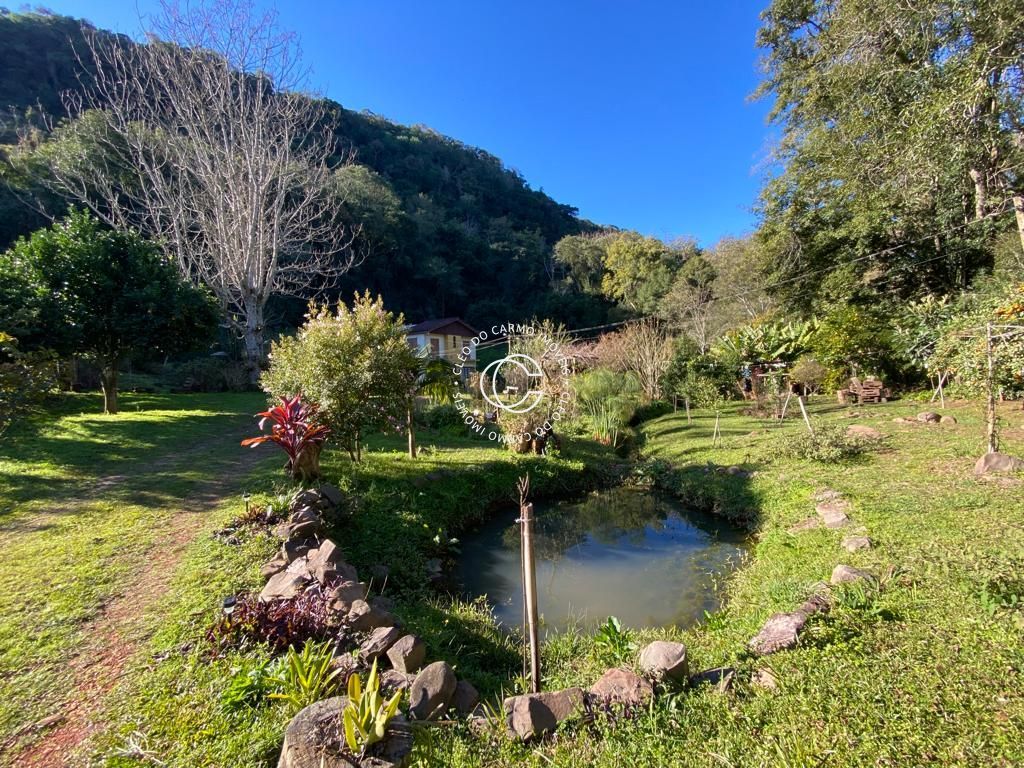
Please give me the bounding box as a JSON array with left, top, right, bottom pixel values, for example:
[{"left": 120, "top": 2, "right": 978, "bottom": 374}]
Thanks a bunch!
[{"left": 5, "top": 394, "right": 1024, "bottom": 766}]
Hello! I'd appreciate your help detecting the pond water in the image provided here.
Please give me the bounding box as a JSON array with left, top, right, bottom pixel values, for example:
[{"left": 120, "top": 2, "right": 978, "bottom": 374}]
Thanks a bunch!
[{"left": 456, "top": 487, "right": 748, "bottom": 633}]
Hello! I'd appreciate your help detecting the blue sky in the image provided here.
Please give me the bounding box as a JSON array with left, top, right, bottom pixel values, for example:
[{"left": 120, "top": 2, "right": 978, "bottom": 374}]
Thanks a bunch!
[{"left": 41, "top": 1, "right": 776, "bottom": 247}]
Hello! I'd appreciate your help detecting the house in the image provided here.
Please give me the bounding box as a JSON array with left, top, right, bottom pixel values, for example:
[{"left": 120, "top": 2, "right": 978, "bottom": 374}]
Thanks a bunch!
[{"left": 404, "top": 317, "right": 478, "bottom": 377}]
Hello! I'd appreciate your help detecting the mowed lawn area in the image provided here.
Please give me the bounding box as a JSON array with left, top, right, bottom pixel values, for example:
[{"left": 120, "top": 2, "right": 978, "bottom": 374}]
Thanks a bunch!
[{"left": 1, "top": 394, "right": 1023, "bottom": 766}]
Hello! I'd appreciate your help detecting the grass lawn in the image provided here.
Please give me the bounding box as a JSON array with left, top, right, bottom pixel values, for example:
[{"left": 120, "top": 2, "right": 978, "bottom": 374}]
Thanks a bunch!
[{"left": 3, "top": 393, "right": 1024, "bottom": 766}]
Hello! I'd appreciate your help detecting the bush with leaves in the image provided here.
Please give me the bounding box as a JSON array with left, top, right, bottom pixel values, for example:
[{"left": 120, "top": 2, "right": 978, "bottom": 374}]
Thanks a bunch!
[
  {"left": 572, "top": 368, "right": 641, "bottom": 446},
  {"left": 341, "top": 659, "right": 403, "bottom": 759},
  {"left": 789, "top": 356, "right": 827, "bottom": 395},
  {"left": 0, "top": 332, "right": 58, "bottom": 435},
  {"left": 209, "top": 591, "right": 346, "bottom": 652},
  {"left": 809, "top": 305, "right": 902, "bottom": 392},
  {"left": 268, "top": 641, "right": 346, "bottom": 713},
  {"left": 779, "top": 424, "right": 872, "bottom": 463},
  {"left": 261, "top": 293, "right": 420, "bottom": 461}
]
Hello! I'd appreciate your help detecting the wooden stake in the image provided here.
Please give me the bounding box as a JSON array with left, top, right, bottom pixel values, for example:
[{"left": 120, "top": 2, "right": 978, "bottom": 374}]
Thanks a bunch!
[
  {"left": 797, "top": 395, "right": 814, "bottom": 435},
  {"left": 520, "top": 502, "right": 541, "bottom": 692},
  {"left": 712, "top": 411, "right": 721, "bottom": 447},
  {"left": 985, "top": 323, "right": 998, "bottom": 454},
  {"left": 685, "top": 397, "right": 691, "bottom": 424},
  {"left": 780, "top": 390, "right": 793, "bottom": 420}
]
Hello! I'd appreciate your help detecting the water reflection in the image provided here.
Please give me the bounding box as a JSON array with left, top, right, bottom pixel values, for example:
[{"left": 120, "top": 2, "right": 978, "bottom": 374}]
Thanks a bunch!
[{"left": 457, "top": 487, "right": 748, "bottom": 632}]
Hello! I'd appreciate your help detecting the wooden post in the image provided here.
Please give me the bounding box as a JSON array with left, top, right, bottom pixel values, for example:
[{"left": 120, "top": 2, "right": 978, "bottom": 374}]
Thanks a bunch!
[
  {"left": 520, "top": 502, "right": 541, "bottom": 693},
  {"left": 685, "top": 397, "right": 691, "bottom": 424},
  {"left": 798, "top": 395, "right": 814, "bottom": 435},
  {"left": 780, "top": 390, "right": 793, "bottom": 420},
  {"left": 985, "top": 323, "right": 998, "bottom": 454},
  {"left": 712, "top": 411, "right": 721, "bottom": 447}
]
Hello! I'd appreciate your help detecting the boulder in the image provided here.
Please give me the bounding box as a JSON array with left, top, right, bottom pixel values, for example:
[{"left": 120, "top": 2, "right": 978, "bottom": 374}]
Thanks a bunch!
[
  {"left": 797, "top": 590, "right": 831, "bottom": 617},
  {"left": 328, "top": 581, "right": 367, "bottom": 613},
  {"left": 974, "top": 452, "right": 1024, "bottom": 475},
  {"left": 830, "top": 564, "right": 873, "bottom": 585},
  {"left": 284, "top": 557, "right": 311, "bottom": 580},
  {"left": 841, "top": 535, "right": 872, "bottom": 552},
  {"left": 260, "top": 572, "right": 308, "bottom": 602},
  {"left": 278, "top": 697, "right": 413, "bottom": 768},
  {"left": 748, "top": 612, "right": 807, "bottom": 655},
  {"left": 815, "top": 500, "right": 850, "bottom": 529},
  {"left": 916, "top": 411, "right": 941, "bottom": 423},
  {"left": 452, "top": 679, "right": 480, "bottom": 716},
  {"left": 408, "top": 661, "right": 457, "bottom": 720},
  {"left": 307, "top": 540, "right": 357, "bottom": 584},
  {"left": 319, "top": 483, "right": 344, "bottom": 508},
  {"left": 750, "top": 668, "right": 778, "bottom": 691},
  {"left": 275, "top": 518, "right": 320, "bottom": 541},
  {"left": 281, "top": 539, "right": 313, "bottom": 564},
  {"left": 359, "top": 626, "right": 402, "bottom": 661},
  {"left": 813, "top": 489, "right": 842, "bottom": 502},
  {"left": 846, "top": 425, "right": 881, "bottom": 440},
  {"left": 347, "top": 599, "right": 397, "bottom": 633},
  {"left": 939, "top": 415, "right": 958, "bottom": 426},
  {"left": 386, "top": 635, "right": 427, "bottom": 674},
  {"left": 637, "top": 640, "right": 688, "bottom": 682},
  {"left": 291, "top": 489, "right": 322, "bottom": 508},
  {"left": 687, "top": 667, "right": 735, "bottom": 692},
  {"left": 380, "top": 669, "right": 415, "bottom": 696},
  {"left": 290, "top": 506, "right": 321, "bottom": 526},
  {"left": 503, "top": 687, "right": 586, "bottom": 742},
  {"left": 589, "top": 668, "right": 654, "bottom": 706},
  {"left": 788, "top": 517, "right": 820, "bottom": 534},
  {"left": 260, "top": 556, "right": 287, "bottom": 578}
]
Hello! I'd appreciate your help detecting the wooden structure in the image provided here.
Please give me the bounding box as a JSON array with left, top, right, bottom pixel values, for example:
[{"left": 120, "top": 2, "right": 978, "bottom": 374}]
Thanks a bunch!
[{"left": 838, "top": 376, "right": 890, "bottom": 405}]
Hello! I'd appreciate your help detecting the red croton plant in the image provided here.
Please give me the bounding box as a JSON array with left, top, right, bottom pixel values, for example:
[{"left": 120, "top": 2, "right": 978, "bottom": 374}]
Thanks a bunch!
[{"left": 241, "top": 395, "right": 331, "bottom": 481}]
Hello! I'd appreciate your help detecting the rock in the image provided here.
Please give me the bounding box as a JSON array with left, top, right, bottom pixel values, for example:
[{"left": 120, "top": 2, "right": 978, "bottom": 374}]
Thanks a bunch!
[
  {"left": 816, "top": 500, "right": 850, "bottom": 528},
  {"left": 725, "top": 465, "right": 748, "bottom": 477},
  {"left": 830, "top": 564, "right": 873, "bottom": 585},
  {"left": 637, "top": 641, "right": 688, "bottom": 682},
  {"left": 360, "top": 626, "right": 402, "bottom": 661},
  {"left": 687, "top": 667, "right": 735, "bottom": 692},
  {"left": 916, "top": 411, "right": 941, "bottom": 423},
  {"left": 260, "top": 556, "right": 287, "bottom": 578},
  {"left": 291, "top": 489, "right": 321, "bottom": 508},
  {"left": 278, "top": 697, "right": 414, "bottom": 768},
  {"left": 284, "top": 557, "right": 311, "bottom": 580},
  {"left": 503, "top": 687, "right": 586, "bottom": 742},
  {"left": 589, "top": 667, "right": 654, "bottom": 706},
  {"left": 797, "top": 589, "right": 831, "bottom": 617},
  {"left": 380, "top": 669, "right": 415, "bottom": 695},
  {"left": 319, "top": 483, "right": 344, "bottom": 508},
  {"left": 408, "top": 661, "right": 457, "bottom": 720},
  {"left": 371, "top": 595, "right": 396, "bottom": 614},
  {"left": 307, "top": 540, "right": 357, "bottom": 584},
  {"left": 748, "top": 612, "right": 807, "bottom": 655},
  {"left": 328, "top": 581, "right": 367, "bottom": 613},
  {"left": 281, "top": 539, "right": 313, "bottom": 564},
  {"left": 974, "top": 452, "right": 1024, "bottom": 475},
  {"left": 386, "top": 635, "right": 427, "bottom": 674},
  {"left": 788, "top": 517, "right": 820, "bottom": 533},
  {"left": 260, "top": 571, "right": 308, "bottom": 602},
  {"left": 892, "top": 417, "right": 915, "bottom": 424},
  {"left": 750, "top": 668, "right": 778, "bottom": 691},
  {"left": 939, "top": 415, "right": 958, "bottom": 425},
  {"left": 275, "top": 518, "right": 321, "bottom": 541},
  {"left": 452, "top": 679, "right": 480, "bottom": 716},
  {"left": 347, "top": 599, "right": 397, "bottom": 632},
  {"left": 842, "top": 535, "right": 872, "bottom": 552},
  {"left": 846, "top": 425, "right": 881, "bottom": 440},
  {"left": 813, "top": 489, "right": 842, "bottom": 502},
  {"left": 290, "top": 506, "right": 321, "bottom": 525}
]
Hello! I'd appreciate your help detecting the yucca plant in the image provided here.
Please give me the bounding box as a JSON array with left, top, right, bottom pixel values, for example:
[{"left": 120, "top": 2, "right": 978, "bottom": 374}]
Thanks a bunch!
[
  {"left": 241, "top": 394, "right": 330, "bottom": 480},
  {"left": 267, "top": 642, "right": 345, "bottom": 712},
  {"left": 342, "top": 659, "right": 403, "bottom": 758}
]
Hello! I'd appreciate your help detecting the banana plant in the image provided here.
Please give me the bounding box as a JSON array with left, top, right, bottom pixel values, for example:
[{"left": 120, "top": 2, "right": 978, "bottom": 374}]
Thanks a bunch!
[{"left": 342, "top": 659, "right": 403, "bottom": 757}]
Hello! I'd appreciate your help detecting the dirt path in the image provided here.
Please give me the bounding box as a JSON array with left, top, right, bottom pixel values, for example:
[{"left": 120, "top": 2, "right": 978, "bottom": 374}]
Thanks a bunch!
[{"left": 10, "top": 436, "right": 266, "bottom": 767}]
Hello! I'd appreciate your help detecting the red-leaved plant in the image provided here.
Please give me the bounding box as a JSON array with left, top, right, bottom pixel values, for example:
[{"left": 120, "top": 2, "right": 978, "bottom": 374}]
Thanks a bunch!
[{"left": 241, "top": 395, "right": 330, "bottom": 481}]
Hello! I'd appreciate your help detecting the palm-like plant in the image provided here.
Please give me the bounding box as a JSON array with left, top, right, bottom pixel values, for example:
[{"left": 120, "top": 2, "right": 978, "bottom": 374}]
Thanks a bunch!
[{"left": 241, "top": 395, "right": 330, "bottom": 481}]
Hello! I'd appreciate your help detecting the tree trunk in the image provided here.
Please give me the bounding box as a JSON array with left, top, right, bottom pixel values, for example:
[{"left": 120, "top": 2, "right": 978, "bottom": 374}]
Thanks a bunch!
[
  {"left": 407, "top": 406, "right": 417, "bottom": 459},
  {"left": 1013, "top": 194, "right": 1024, "bottom": 256},
  {"left": 241, "top": 300, "right": 265, "bottom": 385},
  {"left": 969, "top": 167, "right": 988, "bottom": 220},
  {"left": 292, "top": 443, "right": 322, "bottom": 481},
  {"left": 101, "top": 363, "right": 119, "bottom": 414}
]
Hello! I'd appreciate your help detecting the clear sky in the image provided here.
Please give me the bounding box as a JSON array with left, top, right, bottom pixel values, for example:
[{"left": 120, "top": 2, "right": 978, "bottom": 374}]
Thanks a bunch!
[{"left": 39, "top": 1, "right": 776, "bottom": 247}]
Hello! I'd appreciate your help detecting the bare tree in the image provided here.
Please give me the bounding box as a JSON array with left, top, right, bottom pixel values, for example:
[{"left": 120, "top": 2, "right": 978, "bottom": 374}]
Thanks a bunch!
[
  {"left": 40, "top": 0, "right": 358, "bottom": 380},
  {"left": 593, "top": 319, "right": 673, "bottom": 402}
]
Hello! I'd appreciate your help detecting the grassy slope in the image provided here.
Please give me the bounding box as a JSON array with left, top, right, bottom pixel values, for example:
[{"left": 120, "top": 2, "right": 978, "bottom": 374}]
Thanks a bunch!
[
  {"left": 0, "top": 393, "right": 269, "bottom": 762},
  {"left": 429, "top": 399, "right": 1024, "bottom": 767}
]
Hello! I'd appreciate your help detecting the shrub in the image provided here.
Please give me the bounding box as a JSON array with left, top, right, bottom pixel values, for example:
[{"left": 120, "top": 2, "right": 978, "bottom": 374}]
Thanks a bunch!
[
  {"left": 789, "top": 356, "right": 827, "bottom": 395},
  {"left": 629, "top": 400, "right": 673, "bottom": 425},
  {"left": 209, "top": 591, "right": 347, "bottom": 652},
  {"left": 593, "top": 616, "right": 637, "bottom": 665},
  {"left": 0, "top": 332, "right": 58, "bottom": 435},
  {"left": 221, "top": 657, "right": 275, "bottom": 712},
  {"left": 779, "top": 424, "right": 871, "bottom": 462},
  {"left": 268, "top": 641, "right": 346, "bottom": 713},
  {"left": 341, "top": 659, "right": 403, "bottom": 758},
  {"left": 420, "top": 402, "right": 464, "bottom": 431},
  {"left": 573, "top": 368, "right": 641, "bottom": 446},
  {"left": 241, "top": 395, "right": 331, "bottom": 481}
]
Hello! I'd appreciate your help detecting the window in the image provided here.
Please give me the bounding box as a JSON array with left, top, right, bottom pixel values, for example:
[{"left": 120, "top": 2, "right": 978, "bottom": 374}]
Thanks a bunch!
[{"left": 430, "top": 337, "right": 440, "bottom": 356}]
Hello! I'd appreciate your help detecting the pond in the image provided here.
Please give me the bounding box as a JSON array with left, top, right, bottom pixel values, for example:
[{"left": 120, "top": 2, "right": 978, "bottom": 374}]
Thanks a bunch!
[{"left": 456, "top": 487, "right": 749, "bottom": 633}]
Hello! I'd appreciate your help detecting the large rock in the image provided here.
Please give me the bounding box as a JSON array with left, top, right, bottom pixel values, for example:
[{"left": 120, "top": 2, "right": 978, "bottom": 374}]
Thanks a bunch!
[
  {"left": 386, "top": 635, "right": 426, "bottom": 674},
  {"left": 842, "top": 535, "right": 872, "bottom": 552},
  {"left": 939, "top": 415, "right": 958, "bottom": 426},
  {"left": 503, "top": 687, "right": 586, "bottom": 741},
  {"left": 830, "top": 564, "right": 873, "bottom": 585},
  {"left": 347, "top": 599, "right": 397, "bottom": 632},
  {"left": 307, "top": 540, "right": 357, "bottom": 585},
  {"left": 408, "top": 661, "right": 457, "bottom": 720},
  {"left": 748, "top": 612, "right": 807, "bottom": 655},
  {"left": 916, "top": 411, "right": 941, "bottom": 423},
  {"left": 359, "top": 626, "right": 402, "bottom": 661},
  {"left": 797, "top": 589, "right": 831, "bottom": 617},
  {"left": 380, "top": 669, "right": 415, "bottom": 696},
  {"left": 278, "top": 696, "right": 412, "bottom": 768},
  {"left": 260, "top": 571, "right": 308, "bottom": 602},
  {"left": 452, "top": 679, "right": 480, "bottom": 716},
  {"left": 816, "top": 500, "right": 851, "bottom": 529},
  {"left": 319, "top": 483, "right": 344, "bottom": 508},
  {"left": 637, "top": 641, "right": 688, "bottom": 682},
  {"left": 974, "top": 452, "right": 1024, "bottom": 475},
  {"left": 328, "top": 581, "right": 367, "bottom": 613},
  {"left": 846, "top": 425, "right": 881, "bottom": 440},
  {"left": 589, "top": 667, "right": 654, "bottom": 706}
]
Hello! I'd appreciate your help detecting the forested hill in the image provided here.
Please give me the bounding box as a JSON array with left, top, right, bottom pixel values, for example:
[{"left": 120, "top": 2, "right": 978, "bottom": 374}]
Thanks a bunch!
[{"left": 0, "top": 10, "right": 612, "bottom": 330}]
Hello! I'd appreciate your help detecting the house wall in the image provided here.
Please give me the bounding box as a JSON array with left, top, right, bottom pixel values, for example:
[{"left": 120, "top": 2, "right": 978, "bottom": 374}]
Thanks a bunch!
[{"left": 406, "top": 332, "right": 477, "bottom": 366}]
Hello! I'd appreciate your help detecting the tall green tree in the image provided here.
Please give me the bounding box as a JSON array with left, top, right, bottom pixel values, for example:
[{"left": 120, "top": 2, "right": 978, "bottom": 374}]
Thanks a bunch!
[
  {"left": 601, "top": 233, "right": 692, "bottom": 314},
  {"left": 0, "top": 210, "right": 219, "bottom": 413}
]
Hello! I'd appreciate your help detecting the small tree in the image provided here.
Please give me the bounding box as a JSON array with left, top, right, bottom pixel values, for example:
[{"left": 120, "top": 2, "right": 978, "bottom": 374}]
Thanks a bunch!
[
  {"left": 261, "top": 293, "right": 419, "bottom": 461},
  {"left": 0, "top": 210, "right": 219, "bottom": 413}
]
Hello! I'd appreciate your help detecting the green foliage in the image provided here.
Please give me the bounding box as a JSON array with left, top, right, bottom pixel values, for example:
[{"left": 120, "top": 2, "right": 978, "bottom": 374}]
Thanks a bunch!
[
  {"left": 714, "top": 318, "right": 818, "bottom": 364},
  {"left": 267, "top": 642, "right": 346, "bottom": 714},
  {"left": 261, "top": 293, "right": 420, "bottom": 460},
  {"left": 342, "top": 659, "right": 403, "bottom": 757},
  {"left": 221, "top": 657, "right": 275, "bottom": 712},
  {"left": 0, "top": 332, "right": 58, "bottom": 435},
  {"left": 809, "top": 305, "right": 899, "bottom": 392},
  {"left": 572, "top": 368, "right": 641, "bottom": 446},
  {"left": 779, "top": 424, "right": 872, "bottom": 463},
  {"left": 601, "top": 232, "right": 690, "bottom": 314},
  {"left": 170, "top": 357, "right": 251, "bottom": 393},
  {"left": 593, "top": 616, "right": 637, "bottom": 665},
  {"left": 788, "top": 356, "right": 827, "bottom": 395}
]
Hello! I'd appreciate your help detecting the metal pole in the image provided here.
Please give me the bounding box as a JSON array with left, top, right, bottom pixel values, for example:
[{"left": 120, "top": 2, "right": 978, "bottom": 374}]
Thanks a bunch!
[{"left": 520, "top": 502, "right": 541, "bottom": 693}]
